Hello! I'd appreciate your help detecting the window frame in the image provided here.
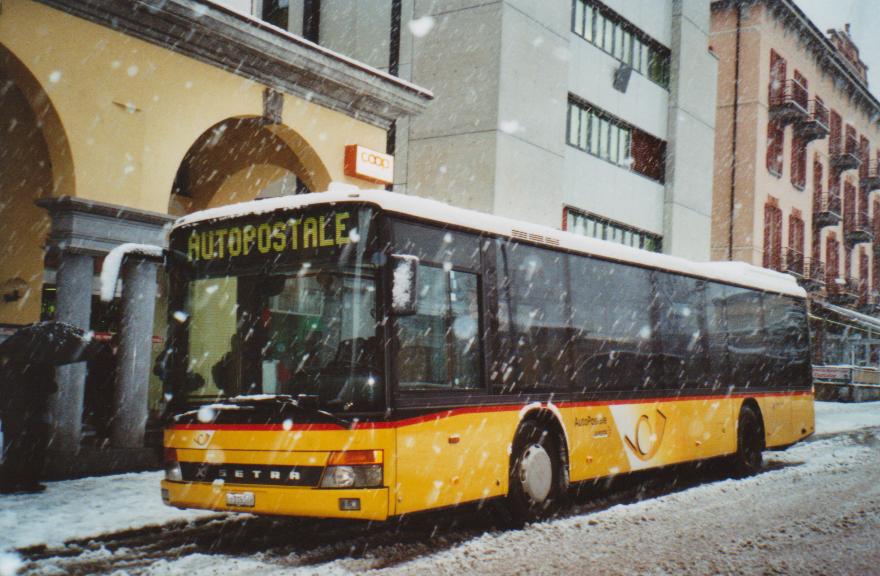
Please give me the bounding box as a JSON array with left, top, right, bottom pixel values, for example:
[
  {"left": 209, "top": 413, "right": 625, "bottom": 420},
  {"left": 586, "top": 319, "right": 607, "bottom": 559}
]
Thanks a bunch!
[
  {"left": 387, "top": 218, "right": 489, "bottom": 401},
  {"left": 571, "top": 0, "right": 670, "bottom": 89},
  {"left": 567, "top": 97, "right": 655, "bottom": 181},
  {"left": 564, "top": 206, "right": 663, "bottom": 253}
]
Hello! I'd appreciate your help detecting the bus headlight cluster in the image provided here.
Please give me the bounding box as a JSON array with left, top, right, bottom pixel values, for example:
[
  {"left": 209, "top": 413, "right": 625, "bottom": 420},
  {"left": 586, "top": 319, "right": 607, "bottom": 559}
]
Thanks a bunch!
[
  {"left": 320, "top": 450, "right": 383, "bottom": 488},
  {"left": 165, "top": 462, "right": 183, "bottom": 482},
  {"left": 164, "top": 447, "right": 183, "bottom": 482},
  {"left": 320, "top": 464, "right": 383, "bottom": 488}
]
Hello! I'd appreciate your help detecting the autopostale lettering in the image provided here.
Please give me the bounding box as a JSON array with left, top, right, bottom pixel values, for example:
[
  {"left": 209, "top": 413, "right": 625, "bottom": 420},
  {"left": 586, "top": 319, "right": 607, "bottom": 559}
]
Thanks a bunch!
[
  {"left": 185, "top": 211, "right": 351, "bottom": 263},
  {"left": 574, "top": 414, "right": 607, "bottom": 427}
]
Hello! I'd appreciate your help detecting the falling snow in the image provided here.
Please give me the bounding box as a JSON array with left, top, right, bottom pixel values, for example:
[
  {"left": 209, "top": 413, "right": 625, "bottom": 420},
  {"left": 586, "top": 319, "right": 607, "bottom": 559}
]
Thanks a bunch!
[{"left": 407, "top": 16, "right": 435, "bottom": 38}]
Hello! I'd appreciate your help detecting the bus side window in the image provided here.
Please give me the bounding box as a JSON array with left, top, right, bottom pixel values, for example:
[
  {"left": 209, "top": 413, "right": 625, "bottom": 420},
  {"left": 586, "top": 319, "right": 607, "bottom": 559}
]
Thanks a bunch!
[
  {"left": 654, "top": 273, "right": 708, "bottom": 392},
  {"left": 569, "top": 256, "right": 656, "bottom": 393},
  {"left": 763, "top": 294, "right": 810, "bottom": 388},
  {"left": 495, "top": 242, "right": 572, "bottom": 392},
  {"left": 724, "top": 286, "right": 766, "bottom": 389},
  {"left": 396, "top": 264, "right": 482, "bottom": 391},
  {"left": 704, "top": 282, "right": 730, "bottom": 390}
]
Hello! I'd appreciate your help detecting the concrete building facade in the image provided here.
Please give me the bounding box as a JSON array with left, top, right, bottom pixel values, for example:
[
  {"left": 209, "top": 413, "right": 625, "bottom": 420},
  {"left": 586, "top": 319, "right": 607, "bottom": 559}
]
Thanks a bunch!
[
  {"left": 710, "top": 0, "right": 880, "bottom": 365},
  {"left": 0, "top": 0, "right": 430, "bottom": 476},
  {"left": 254, "top": 0, "right": 718, "bottom": 260}
]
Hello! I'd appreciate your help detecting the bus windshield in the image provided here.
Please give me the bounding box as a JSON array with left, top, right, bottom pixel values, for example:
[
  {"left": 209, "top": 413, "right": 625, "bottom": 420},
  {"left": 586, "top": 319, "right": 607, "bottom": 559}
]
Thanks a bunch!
[{"left": 169, "top": 206, "right": 382, "bottom": 414}]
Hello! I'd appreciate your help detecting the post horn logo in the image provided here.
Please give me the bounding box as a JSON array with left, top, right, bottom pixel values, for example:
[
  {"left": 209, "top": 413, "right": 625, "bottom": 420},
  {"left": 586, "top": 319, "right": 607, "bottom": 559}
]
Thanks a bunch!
[
  {"left": 624, "top": 409, "right": 667, "bottom": 461},
  {"left": 194, "top": 432, "right": 212, "bottom": 447}
]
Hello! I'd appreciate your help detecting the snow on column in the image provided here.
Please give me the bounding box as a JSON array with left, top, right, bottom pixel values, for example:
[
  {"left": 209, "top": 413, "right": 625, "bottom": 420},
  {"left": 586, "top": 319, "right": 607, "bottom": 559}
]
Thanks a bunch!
[
  {"left": 111, "top": 257, "right": 159, "bottom": 448},
  {"left": 49, "top": 251, "right": 94, "bottom": 454}
]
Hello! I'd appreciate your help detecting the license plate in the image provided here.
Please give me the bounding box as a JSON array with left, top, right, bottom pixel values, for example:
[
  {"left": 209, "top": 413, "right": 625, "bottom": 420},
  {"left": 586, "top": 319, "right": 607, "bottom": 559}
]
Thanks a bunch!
[{"left": 226, "top": 492, "right": 255, "bottom": 507}]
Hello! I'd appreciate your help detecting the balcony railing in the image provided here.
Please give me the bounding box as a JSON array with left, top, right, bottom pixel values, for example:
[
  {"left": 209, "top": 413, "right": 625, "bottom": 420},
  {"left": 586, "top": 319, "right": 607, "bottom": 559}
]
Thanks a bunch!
[
  {"left": 831, "top": 128, "right": 861, "bottom": 171},
  {"left": 770, "top": 78, "right": 810, "bottom": 124},
  {"left": 826, "top": 275, "right": 859, "bottom": 306},
  {"left": 784, "top": 247, "right": 804, "bottom": 277},
  {"left": 796, "top": 99, "right": 829, "bottom": 142},
  {"left": 802, "top": 258, "right": 826, "bottom": 291},
  {"left": 858, "top": 280, "right": 870, "bottom": 308},
  {"left": 769, "top": 79, "right": 809, "bottom": 125},
  {"left": 813, "top": 188, "right": 841, "bottom": 227},
  {"left": 864, "top": 158, "right": 880, "bottom": 192},
  {"left": 861, "top": 291, "right": 880, "bottom": 314},
  {"left": 845, "top": 207, "right": 873, "bottom": 244}
]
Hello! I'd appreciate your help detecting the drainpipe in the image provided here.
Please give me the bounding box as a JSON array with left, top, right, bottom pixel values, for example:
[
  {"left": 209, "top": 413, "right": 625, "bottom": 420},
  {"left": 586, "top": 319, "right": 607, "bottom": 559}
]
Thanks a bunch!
[{"left": 728, "top": 4, "right": 742, "bottom": 261}]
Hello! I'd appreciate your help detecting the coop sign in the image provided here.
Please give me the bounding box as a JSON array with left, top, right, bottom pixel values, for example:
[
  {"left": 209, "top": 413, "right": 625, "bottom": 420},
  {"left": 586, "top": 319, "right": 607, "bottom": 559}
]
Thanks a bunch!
[
  {"left": 183, "top": 209, "right": 352, "bottom": 264},
  {"left": 344, "top": 144, "right": 394, "bottom": 185}
]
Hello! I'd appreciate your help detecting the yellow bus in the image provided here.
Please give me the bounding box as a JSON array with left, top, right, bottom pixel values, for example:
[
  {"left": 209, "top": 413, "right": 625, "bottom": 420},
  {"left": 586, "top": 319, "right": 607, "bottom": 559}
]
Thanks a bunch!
[{"left": 159, "top": 189, "right": 814, "bottom": 524}]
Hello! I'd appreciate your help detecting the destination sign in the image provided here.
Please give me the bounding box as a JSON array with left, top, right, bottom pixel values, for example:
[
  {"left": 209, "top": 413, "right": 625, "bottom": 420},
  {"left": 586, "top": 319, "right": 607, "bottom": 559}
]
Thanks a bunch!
[{"left": 172, "top": 207, "right": 366, "bottom": 275}]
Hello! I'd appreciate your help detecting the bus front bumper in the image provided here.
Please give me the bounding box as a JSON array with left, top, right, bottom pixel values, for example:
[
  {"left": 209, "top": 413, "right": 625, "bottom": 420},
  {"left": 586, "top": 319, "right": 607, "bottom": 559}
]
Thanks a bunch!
[{"left": 160, "top": 480, "right": 389, "bottom": 521}]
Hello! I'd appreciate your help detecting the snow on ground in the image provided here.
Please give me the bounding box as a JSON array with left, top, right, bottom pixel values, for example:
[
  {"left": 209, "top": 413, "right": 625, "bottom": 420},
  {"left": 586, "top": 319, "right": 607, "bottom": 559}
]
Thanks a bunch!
[
  {"left": 0, "top": 471, "right": 215, "bottom": 551},
  {"left": 814, "top": 400, "right": 880, "bottom": 434}
]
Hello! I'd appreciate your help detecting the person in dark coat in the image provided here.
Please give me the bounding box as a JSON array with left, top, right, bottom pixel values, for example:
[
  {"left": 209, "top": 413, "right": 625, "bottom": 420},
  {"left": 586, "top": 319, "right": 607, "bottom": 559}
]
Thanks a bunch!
[{"left": 0, "top": 357, "right": 57, "bottom": 493}]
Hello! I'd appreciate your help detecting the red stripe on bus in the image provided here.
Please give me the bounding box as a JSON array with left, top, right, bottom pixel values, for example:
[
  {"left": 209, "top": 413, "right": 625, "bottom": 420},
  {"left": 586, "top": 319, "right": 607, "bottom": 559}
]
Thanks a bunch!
[{"left": 168, "top": 390, "right": 811, "bottom": 432}]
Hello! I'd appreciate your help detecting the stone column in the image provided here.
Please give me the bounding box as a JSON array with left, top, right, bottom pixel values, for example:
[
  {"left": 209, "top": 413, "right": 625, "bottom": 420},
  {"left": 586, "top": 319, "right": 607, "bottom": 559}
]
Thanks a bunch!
[
  {"left": 49, "top": 251, "right": 94, "bottom": 454},
  {"left": 111, "top": 258, "right": 159, "bottom": 448}
]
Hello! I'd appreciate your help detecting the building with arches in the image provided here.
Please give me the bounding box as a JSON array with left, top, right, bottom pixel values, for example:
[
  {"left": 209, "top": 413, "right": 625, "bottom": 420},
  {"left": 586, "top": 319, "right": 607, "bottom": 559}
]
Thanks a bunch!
[{"left": 0, "top": 0, "right": 430, "bottom": 476}]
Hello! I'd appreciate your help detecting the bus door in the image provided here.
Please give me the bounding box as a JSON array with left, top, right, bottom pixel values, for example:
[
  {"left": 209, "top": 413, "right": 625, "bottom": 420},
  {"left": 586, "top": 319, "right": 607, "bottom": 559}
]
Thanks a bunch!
[
  {"left": 392, "top": 261, "right": 496, "bottom": 513},
  {"left": 389, "top": 222, "right": 497, "bottom": 514}
]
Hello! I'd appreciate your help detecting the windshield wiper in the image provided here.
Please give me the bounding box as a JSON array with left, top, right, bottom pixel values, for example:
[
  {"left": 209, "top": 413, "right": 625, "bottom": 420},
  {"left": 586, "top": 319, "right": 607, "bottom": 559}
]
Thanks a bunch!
[{"left": 226, "top": 394, "right": 352, "bottom": 429}]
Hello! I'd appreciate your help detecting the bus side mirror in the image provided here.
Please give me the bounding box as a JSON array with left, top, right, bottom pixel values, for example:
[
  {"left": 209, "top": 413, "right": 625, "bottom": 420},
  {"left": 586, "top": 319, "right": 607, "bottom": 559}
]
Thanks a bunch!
[{"left": 390, "top": 254, "right": 419, "bottom": 316}]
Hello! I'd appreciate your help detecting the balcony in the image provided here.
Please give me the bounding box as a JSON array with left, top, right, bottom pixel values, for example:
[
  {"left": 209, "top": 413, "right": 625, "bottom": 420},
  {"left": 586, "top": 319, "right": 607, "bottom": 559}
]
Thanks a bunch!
[
  {"left": 783, "top": 247, "right": 804, "bottom": 280},
  {"left": 813, "top": 189, "right": 841, "bottom": 227},
  {"left": 769, "top": 79, "right": 809, "bottom": 126},
  {"left": 845, "top": 208, "right": 873, "bottom": 245},
  {"left": 826, "top": 276, "right": 859, "bottom": 306},
  {"left": 860, "top": 292, "right": 880, "bottom": 315},
  {"left": 864, "top": 159, "right": 880, "bottom": 192},
  {"left": 831, "top": 129, "right": 861, "bottom": 172},
  {"left": 801, "top": 258, "right": 826, "bottom": 292},
  {"left": 795, "top": 99, "right": 829, "bottom": 142}
]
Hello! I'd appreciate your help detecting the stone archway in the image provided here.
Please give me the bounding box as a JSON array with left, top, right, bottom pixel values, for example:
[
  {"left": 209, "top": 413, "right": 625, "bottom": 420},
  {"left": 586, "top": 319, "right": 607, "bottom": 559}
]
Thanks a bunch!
[
  {"left": 167, "top": 117, "right": 332, "bottom": 217},
  {"left": 0, "top": 44, "right": 74, "bottom": 326}
]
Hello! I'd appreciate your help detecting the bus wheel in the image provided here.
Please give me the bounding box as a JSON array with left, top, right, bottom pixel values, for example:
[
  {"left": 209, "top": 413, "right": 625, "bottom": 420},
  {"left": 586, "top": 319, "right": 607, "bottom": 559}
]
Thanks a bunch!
[
  {"left": 733, "top": 405, "right": 764, "bottom": 477},
  {"left": 507, "top": 420, "right": 565, "bottom": 526}
]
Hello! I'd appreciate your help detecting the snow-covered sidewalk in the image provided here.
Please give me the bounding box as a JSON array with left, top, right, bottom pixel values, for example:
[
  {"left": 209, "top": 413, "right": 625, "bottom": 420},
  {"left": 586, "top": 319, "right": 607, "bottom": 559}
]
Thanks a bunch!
[
  {"left": 1, "top": 401, "right": 878, "bottom": 562},
  {"left": 813, "top": 399, "right": 880, "bottom": 435},
  {"left": 0, "top": 471, "right": 215, "bottom": 552}
]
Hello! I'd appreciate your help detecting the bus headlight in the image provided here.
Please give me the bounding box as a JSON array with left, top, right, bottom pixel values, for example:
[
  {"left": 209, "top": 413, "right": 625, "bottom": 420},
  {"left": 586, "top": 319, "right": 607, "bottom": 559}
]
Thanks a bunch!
[
  {"left": 164, "top": 447, "right": 183, "bottom": 482},
  {"left": 320, "top": 450, "right": 383, "bottom": 488},
  {"left": 320, "top": 465, "right": 383, "bottom": 488},
  {"left": 326, "top": 465, "right": 356, "bottom": 488},
  {"left": 165, "top": 462, "right": 183, "bottom": 482}
]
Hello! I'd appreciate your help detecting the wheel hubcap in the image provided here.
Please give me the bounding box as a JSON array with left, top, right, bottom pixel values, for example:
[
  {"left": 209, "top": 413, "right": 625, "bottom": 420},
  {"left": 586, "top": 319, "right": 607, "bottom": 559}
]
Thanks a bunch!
[{"left": 519, "top": 443, "right": 553, "bottom": 504}]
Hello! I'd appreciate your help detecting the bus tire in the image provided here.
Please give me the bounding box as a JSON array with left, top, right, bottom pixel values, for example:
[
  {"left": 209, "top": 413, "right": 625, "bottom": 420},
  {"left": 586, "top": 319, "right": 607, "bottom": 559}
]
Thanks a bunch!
[
  {"left": 733, "top": 404, "right": 764, "bottom": 477},
  {"left": 506, "top": 420, "right": 566, "bottom": 526}
]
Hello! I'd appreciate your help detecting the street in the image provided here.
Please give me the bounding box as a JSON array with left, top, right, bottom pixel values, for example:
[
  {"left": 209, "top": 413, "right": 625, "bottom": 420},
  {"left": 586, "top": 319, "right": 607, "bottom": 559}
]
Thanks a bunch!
[{"left": 4, "top": 402, "right": 879, "bottom": 575}]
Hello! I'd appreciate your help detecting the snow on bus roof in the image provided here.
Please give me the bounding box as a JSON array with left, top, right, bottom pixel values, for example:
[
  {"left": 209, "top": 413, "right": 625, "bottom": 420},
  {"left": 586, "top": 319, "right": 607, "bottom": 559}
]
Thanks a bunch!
[{"left": 173, "top": 186, "right": 806, "bottom": 298}]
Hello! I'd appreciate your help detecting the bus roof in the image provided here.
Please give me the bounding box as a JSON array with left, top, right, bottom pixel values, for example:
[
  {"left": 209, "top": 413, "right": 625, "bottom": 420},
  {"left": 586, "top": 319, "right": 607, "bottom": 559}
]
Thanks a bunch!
[{"left": 173, "top": 187, "right": 807, "bottom": 298}]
